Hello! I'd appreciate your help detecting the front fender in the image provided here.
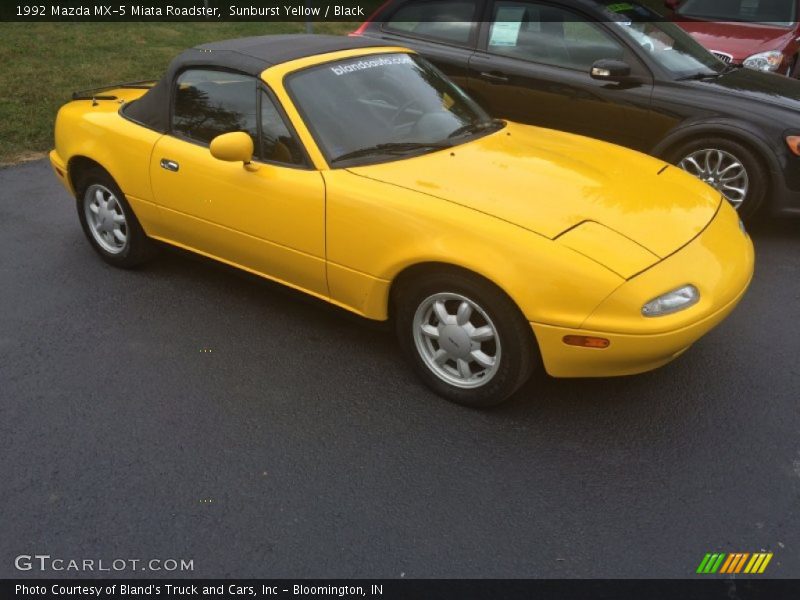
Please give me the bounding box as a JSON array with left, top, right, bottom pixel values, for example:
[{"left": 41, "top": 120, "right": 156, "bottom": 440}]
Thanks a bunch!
[
  {"left": 323, "top": 170, "right": 624, "bottom": 324},
  {"left": 650, "top": 117, "right": 782, "bottom": 179}
]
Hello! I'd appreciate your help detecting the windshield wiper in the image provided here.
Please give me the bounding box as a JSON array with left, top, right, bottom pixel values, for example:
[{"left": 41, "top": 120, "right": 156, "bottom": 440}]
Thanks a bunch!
[
  {"left": 680, "top": 61, "right": 741, "bottom": 81},
  {"left": 448, "top": 118, "right": 504, "bottom": 140},
  {"left": 676, "top": 71, "right": 723, "bottom": 81},
  {"left": 331, "top": 141, "right": 452, "bottom": 164}
]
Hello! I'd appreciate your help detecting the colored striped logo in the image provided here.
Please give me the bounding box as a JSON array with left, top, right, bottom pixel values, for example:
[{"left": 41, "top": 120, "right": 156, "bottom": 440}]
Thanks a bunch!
[{"left": 696, "top": 552, "right": 773, "bottom": 574}]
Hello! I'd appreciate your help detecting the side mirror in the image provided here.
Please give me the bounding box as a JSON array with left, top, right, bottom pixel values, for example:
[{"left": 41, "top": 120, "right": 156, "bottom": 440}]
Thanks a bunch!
[
  {"left": 590, "top": 59, "right": 634, "bottom": 83},
  {"left": 210, "top": 132, "right": 258, "bottom": 171},
  {"left": 664, "top": 0, "right": 681, "bottom": 10}
]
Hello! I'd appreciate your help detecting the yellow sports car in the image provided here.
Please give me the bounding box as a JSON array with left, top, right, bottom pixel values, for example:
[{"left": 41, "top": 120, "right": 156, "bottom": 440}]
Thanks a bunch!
[{"left": 50, "top": 35, "right": 754, "bottom": 407}]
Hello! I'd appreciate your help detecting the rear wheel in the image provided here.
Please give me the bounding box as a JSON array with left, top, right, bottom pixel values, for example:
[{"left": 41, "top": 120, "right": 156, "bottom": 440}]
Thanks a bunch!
[
  {"left": 75, "top": 167, "right": 156, "bottom": 268},
  {"left": 668, "top": 137, "right": 768, "bottom": 221},
  {"left": 394, "top": 270, "right": 537, "bottom": 408}
]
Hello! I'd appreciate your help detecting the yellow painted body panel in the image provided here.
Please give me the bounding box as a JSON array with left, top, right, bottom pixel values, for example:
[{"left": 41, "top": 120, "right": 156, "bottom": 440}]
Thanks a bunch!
[
  {"left": 532, "top": 286, "right": 745, "bottom": 377},
  {"left": 50, "top": 45, "right": 754, "bottom": 380},
  {"left": 581, "top": 201, "right": 753, "bottom": 335},
  {"left": 348, "top": 122, "right": 723, "bottom": 258},
  {"left": 322, "top": 168, "right": 623, "bottom": 324},
  {"left": 533, "top": 201, "right": 754, "bottom": 377},
  {"left": 148, "top": 135, "right": 327, "bottom": 297},
  {"left": 555, "top": 221, "right": 659, "bottom": 279},
  {"left": 51, "top": 88, "right": 164, "bottom": 230}
]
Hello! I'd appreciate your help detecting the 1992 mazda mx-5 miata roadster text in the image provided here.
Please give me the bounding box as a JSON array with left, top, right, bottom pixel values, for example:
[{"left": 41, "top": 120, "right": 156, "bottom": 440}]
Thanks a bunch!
[{"left": 50, "top": 35, "right": 754, "bottom": 407}]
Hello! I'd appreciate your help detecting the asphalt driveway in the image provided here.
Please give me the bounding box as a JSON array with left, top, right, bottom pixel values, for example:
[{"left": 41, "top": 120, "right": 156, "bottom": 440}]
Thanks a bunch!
[{"left": 1, "top": 159, "right": 798, "bottom": 578}]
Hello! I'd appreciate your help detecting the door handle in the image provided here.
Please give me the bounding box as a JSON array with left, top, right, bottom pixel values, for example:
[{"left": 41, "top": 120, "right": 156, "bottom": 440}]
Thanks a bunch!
[
  {"left": 480, "top": 71, "right": 509, "bottom": 83},
  {"left": 160, "top": 158, "right": 179, "bottom": 172}
]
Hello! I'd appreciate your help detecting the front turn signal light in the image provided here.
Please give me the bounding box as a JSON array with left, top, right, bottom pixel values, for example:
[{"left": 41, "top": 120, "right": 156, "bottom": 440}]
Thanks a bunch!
[
  {"left": 563, "top": 335, "right": 610, "bottom": 349},
  {"left": 786, "top": 136, "right": 800, "bottom": 156}
]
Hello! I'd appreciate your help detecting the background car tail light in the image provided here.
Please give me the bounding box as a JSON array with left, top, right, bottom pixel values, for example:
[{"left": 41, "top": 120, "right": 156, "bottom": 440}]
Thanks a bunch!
[
  {"left": 350, "top": 0, "right": 391, "bottom": 36},
  {"left": 786, "top": 136, "right": 800, "bottom": 156}
]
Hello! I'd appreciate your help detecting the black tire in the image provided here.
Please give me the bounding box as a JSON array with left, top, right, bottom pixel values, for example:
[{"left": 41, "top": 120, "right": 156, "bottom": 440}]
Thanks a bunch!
[
  {"left": 394, "top": 269, "right": 538, "bottom": 408},
  {"left": 667, "top": 136, "right": 769, "bottom": 221},
  {"left": 74, "top": 166, "right": 157, "bottom": 268}
]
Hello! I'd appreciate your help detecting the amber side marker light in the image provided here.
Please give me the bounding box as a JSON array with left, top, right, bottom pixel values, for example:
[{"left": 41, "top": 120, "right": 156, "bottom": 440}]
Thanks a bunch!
[
  {"left": 563, "top": 335, "right": 610, "bottom": 349},
  {"left": 787, "top": 136, "right": 800, "bottom": 156}
]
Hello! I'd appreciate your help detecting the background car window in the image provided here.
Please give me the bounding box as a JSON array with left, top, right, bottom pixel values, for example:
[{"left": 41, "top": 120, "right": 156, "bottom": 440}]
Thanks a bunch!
[
  {"left": 676, "top": 0, "right": 796, "bottom": 27},
  {"left": 385, "top": 0, "right": 478, "bottom": 44},
  {"left": 173, "top": 70, "right": 258, "bottom": 145},
  {"left": 487, "top": 1, "right": 625, "bottom": 69},
  {"left": 611, "top": 19, "right": 725, "bottom": 76},
  {"left": 259, "top": 92, "right": 305, "bottom": 166}
]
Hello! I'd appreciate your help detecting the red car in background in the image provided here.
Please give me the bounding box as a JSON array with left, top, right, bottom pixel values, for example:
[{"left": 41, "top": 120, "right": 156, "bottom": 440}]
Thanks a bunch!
[{"left": 666, "top": 0, "right": 800, "bottom": 76}]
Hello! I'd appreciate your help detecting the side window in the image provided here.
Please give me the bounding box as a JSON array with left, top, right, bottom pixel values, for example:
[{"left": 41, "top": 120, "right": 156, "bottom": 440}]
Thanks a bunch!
[
  {"left": 385, "top": 0, "right": 478, "bottom": 45},
  {"left": 487, "top": 1, "right": 625, "bottom": 70},
  {"left": 173, "top": 70, "right": 258, "bottom": 145},
  {"left": 259, "top": 92, "right": 305, "bottom": 167}
]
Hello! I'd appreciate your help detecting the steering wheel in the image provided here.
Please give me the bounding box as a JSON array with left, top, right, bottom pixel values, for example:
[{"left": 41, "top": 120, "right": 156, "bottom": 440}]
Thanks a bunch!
[{"left": 391, "top": 99, "right": 423, "bottom": 126}]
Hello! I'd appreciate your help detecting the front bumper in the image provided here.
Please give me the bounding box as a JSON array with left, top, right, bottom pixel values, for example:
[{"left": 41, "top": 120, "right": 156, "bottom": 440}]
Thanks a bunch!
[
  {"left": 532, "top": 284, "right": 749, "bottom": 377},
  {"left": 771, "top": 152, "right": 800, "bottom": 216},
  {"left": 531, "top": 201, "right": 755, "bottom": 378}
]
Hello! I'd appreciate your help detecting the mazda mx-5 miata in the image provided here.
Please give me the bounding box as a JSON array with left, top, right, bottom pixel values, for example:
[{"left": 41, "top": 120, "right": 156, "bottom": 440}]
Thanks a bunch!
[{"left": 50, "top": 35, "right": 754, "bottom": 407}]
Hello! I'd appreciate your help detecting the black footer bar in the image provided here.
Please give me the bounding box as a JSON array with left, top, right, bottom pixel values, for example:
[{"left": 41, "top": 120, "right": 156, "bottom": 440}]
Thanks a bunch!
[{"left": 4, "top": 579, "right": 800, "bottom": 600}]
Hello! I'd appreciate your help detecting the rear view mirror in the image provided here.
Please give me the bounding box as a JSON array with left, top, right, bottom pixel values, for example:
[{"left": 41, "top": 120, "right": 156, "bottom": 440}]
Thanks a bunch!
[
  {"left": 210, "top": 132, "right": 258, "bottom": 171},
  {"left": 664, "top": 0, "right": 681, "bottom": 10},
  {"left": 590, "top": 59, "right": 634, "bottom": 83}
]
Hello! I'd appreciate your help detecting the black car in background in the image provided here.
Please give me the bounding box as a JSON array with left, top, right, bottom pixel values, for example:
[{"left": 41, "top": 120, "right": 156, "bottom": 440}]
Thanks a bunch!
[{"left": 355, "top": 0, "right": 800, "bottom": 219}]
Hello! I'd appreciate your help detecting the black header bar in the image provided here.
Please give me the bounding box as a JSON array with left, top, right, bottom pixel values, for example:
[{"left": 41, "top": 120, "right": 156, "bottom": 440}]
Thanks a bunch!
[{"left": 2, "top": 1, "right": 384, "bottom": 22}]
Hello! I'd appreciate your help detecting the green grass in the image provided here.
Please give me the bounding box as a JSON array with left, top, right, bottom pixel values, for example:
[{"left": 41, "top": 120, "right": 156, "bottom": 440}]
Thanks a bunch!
[{"left": 0, "top": 22, "right": 353, "bottom": 165}]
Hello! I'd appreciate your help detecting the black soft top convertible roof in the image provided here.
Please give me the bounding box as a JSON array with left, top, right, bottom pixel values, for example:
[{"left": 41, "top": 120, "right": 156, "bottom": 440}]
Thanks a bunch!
[{"left": 124, "top": 34, "right": 387, "bottom": 133}]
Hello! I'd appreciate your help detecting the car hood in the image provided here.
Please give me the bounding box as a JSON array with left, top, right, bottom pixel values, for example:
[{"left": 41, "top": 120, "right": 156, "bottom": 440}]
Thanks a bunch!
[
  {"left": 676, "top": 20, "right": 796, "bottom": 61},
  {"left": 347, "top": 123, "right": 721, "bottom": 259},
  {"left": 685, "top": 66, "right": 800, "bottom": 111}
]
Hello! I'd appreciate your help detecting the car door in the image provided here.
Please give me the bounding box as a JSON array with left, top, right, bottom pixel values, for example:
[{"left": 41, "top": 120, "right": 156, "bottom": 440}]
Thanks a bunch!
[
  {"left": 149, "top": 69, "right": 327, "bottom": 297},
  {"left": 366, "top": 0, "right": 484, "bottom": 89},
  {"left": 468, "top": 0, "right": 655, "bottom": 150}
]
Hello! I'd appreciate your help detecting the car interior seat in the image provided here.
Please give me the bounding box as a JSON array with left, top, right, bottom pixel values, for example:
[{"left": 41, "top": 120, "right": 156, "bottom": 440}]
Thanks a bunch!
[{"left": 509, "top": 6, "right": 572, "bottom": 67}]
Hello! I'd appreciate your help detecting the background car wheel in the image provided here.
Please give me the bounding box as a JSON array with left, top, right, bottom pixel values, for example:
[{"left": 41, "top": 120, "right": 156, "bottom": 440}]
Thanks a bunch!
[
  {"left": 668, "top": 137, "right": 768, "bottom": 220},
  {"left": 75, "top": 167, "right": 156, "bottom": 268},
  {"left": 394, "top": 269, "right": 538, "bottom": 408}
]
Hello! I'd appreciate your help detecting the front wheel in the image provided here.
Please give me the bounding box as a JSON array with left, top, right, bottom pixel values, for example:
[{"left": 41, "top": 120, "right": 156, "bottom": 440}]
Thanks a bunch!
[
  {"left": 668, "top": 137, "right": 768, "bottom": 221},
  {"left": 394, "top": 270, "right": 538, "bottom": 408}
]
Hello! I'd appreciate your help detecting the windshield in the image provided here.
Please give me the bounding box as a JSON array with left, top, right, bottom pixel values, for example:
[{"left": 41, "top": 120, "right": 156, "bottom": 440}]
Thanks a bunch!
[
  {"left": 599, "top": 2, "right": 727, "bottom": 78},
  {"left": 677, "top": 0, "right": 796, "bottom": 27},
  {"left": 286, "top": 53, "right": 500, "bottom": 167}
]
